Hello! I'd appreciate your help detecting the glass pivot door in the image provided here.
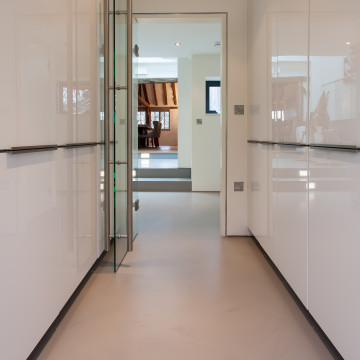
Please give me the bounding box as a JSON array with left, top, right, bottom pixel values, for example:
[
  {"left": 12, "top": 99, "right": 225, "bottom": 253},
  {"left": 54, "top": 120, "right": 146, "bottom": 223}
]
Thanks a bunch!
[{"left": 104, "top": 0, "right": 138, "bottom": 272}]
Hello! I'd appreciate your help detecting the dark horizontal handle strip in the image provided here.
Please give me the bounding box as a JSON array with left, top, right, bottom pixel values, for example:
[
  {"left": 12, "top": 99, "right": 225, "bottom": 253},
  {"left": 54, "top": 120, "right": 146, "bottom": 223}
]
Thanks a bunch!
[
  {"left": 248, "top": 140, "right": 305, "bottom": 147},
  {"left": 59, "top": 142, "right": 98, "bottom": 149},
  {"left": 1, "top": 142, "right": 103, "bottom": 155},
  {"left": 277, "top": 142, "right": 307, "bottom": 147},
  {"left": 8, "top": 145, "right": 58, "bottom": 154},
  {"left": 248, "top": 139, "right": 360, "bottom": 152},
  {"left": 258, "top": 141, "right": 276, "bottom": 145},
  {"left": 310, "top": 144, "right": 359, "bottom": 152}
]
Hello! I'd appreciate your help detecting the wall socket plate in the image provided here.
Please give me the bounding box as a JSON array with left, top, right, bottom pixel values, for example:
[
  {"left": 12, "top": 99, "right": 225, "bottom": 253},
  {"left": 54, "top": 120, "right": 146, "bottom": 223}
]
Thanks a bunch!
[
  {"left": 234, "top": 105, "right": 245, "bottom": 115},
  {"left": 234, "top": 182, "right": 244, "bottom": 191}
]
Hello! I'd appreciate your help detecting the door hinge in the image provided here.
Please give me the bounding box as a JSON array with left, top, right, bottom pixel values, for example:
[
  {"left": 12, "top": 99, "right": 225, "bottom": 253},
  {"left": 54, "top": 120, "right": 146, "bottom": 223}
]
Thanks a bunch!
[
  {"left": 109, "top": 86, "right": 127, "bottom": 91},
  {"left": 109, "top": 10, "right": 127, "bottom": 15},
  {"left": 110, "top": 161, "right": 128, "bottom": 165},
  {"left": 109, "top": 234, "right": 128, "bottom": 239}
]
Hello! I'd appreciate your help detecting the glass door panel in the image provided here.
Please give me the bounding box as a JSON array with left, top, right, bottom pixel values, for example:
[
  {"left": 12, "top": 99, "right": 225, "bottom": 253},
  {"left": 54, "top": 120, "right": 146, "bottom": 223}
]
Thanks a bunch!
[
  {"left": 132, "top": 16, "right": 139, "bottom": 240},
  {"left": 113, "top": 0, "right": 128, "bottom": 271},
  {"left": 106, "top": 0, "right": 136, "bottom": 271}
]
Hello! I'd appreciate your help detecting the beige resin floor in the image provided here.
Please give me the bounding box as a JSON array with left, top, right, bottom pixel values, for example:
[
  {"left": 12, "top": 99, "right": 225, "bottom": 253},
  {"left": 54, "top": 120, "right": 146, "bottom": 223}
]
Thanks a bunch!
[{"left": 38, "top": 192, "right": 333, "bottom": 360}]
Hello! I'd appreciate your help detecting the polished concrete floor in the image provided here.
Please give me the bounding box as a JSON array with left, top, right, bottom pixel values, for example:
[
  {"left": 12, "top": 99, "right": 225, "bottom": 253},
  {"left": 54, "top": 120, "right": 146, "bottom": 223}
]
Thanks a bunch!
[{"left": 38, "top": 192, "right": 333, "bottom": 360}]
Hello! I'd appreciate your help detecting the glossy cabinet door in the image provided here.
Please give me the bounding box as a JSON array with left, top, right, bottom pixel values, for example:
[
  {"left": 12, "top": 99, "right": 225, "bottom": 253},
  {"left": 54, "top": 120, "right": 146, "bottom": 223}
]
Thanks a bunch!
[
  {"left": 309, "top": 149, "right": 360, "bottom": 360},
  {"left": 272, "top": 12, "right": 309, "bottom": 144},
  {"left": 0, "top": 148, "right": 98, "bottom": 360},
  {"left": 276, "top": 146, "right": 308, "bottom": 306},
  {"left": 248, "top": 143, "right": 277, "bottom": 261},
  {"left": 248, "top": 0, "right": 309, "bottom": 143},
  {"left": 247, "top": 4, "right": 271, "bottom": 141},
  {"left": 309, "top": 0, "right": 360, "bottom": 146}
]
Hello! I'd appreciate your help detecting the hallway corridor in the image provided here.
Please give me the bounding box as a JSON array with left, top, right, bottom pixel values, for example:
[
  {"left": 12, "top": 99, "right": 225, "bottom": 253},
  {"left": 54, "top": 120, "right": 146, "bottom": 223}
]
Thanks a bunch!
[{"left": 38, "top": 193, "right": 333, "bottom": 360}]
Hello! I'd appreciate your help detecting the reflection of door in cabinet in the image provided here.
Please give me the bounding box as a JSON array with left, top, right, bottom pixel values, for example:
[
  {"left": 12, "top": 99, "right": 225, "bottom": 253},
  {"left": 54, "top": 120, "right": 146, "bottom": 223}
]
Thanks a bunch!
[{"left": 272, "top": 77, "right": 307, "bottom": 143}]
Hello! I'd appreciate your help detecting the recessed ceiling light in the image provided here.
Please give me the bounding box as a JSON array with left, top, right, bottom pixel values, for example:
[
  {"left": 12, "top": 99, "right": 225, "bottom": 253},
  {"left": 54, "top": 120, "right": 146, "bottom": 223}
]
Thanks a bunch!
[
  {"left": 175, "top": 42, "right": 181, "bottom": 46},
  {"left": 346, "top": 42, "right": 351, "bottom": 45}
]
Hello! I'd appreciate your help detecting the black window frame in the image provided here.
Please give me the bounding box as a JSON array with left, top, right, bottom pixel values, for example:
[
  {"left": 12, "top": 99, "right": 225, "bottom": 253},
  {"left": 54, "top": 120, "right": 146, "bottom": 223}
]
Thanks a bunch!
[{"left": 206, "top": 80, "right": 221, "bottom": 114}]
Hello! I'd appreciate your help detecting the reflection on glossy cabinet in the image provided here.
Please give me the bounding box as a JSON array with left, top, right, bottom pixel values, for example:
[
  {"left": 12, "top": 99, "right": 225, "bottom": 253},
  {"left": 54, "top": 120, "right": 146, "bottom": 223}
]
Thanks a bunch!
[
  {"left": 310, "top": 1, "right": 360, "bottom": 146},
  {"left": 271, "top": 13, "right": 309, "bottom": 144}
]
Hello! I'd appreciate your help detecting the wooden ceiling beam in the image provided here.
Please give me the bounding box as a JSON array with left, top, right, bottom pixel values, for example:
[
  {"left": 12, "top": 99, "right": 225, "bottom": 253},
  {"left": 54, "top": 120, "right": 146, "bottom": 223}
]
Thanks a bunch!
[
  {"left": 138, "top": 96, "right": 150, "bottom": 108},
  {"left": 142, "top": 84, "right": 149, "bottom": 103},
  {"left": 171, "top": 83, "right": 177, "bottom": 106},
  {"left": 153, "top": 83, "right": 158, "bottom": 106},
  {"left": 163, "top": 83, "right": 168, "bottom": 105}
]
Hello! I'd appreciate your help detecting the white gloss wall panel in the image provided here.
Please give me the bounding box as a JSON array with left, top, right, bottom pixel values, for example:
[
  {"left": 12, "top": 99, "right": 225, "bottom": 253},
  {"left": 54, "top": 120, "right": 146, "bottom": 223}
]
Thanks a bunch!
[
  {"left": 0, "top": 0, "right": 99, "bottom": 150},
  {"left": 0, "top": 4, "right": 17, "bottom": 148},
  {"left": 309, "top": 149, "right": 360, "bottom": 360},
  {"left": 309, "top": 0, "right": 360, "bottom": 146},
  {"left": 0, "top": 0, "right": 102, "bottom": 358},
  {"left": 248, "top": 144, "right": 277, "bottom": 261},
  {"left": 15, "top": 4, "right": 74, "bottom": 146},
  {"left": 75, "top": 148, "right": 97, "bottom": 274},
  {"left": 272, "top": 12, "right": 309, "bottom": 144},
  {"left": 76, "top": 12, "right": 97, "bottom": 143},
  {"left": 276, "top": 146, "right": 308, "bottom": 306},
  {"left": 0, "top": 148, "right": 98, "bottom": 360},
  {"left": 0, "top": 152, "right": 62, "bottom": 360},
  {"left": 247, "top": 3, "right": 270, "bottom": 141},
  {"left": 247, "top": 1, "right": 360, "bottom": 359}
]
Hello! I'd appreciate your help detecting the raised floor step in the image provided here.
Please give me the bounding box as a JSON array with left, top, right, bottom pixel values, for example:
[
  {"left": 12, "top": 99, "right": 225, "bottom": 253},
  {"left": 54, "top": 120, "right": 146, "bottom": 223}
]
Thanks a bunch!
[
  {"left": 134, "top": 178, "right": 192, "bottom": 192},
  {"left": 137, "top": 168, "right": 191, "bottom": 179}
]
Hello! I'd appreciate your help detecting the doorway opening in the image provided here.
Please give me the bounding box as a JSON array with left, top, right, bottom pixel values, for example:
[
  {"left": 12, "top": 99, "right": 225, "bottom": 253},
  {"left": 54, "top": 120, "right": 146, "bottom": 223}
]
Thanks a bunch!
[{"left": 134, "top": 14, "right": 227, "bottom": 232}]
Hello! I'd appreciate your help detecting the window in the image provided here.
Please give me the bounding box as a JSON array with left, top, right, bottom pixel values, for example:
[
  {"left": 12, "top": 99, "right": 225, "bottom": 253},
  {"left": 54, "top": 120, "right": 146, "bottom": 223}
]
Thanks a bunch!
[
  {"left": 206, "top": 80, "right": 221, "bottom": 114},
  {"left": 151, "top": 110, "right": 170, "bottom": 130},
  {"left": 137, "top": 111, "right": 146, "bottom": 125}
]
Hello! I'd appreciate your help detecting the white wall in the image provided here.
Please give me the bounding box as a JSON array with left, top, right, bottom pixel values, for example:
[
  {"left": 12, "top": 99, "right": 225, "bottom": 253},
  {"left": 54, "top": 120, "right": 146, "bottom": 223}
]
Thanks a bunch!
[
  {"left": 192, "top": 54, "right": 221, "bottom": 191},
  {"left": 248, "top": 0, "right": 360, "bottom": 359},
  {"left": 178, "top": 57, "right": 193, "bottom": 168},
  {"left": 134, "top": 0, "right": 249, "bottom": 235},
  {"left": 0, "top": 1, "right": 102, "bottom": 359}
]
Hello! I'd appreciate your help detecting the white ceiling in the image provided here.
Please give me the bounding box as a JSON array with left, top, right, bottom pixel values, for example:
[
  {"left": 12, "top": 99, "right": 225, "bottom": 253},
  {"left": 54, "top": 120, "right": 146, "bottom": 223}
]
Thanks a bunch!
[{"left": 135, "top": 16, "right": 222, "bottom": 59}]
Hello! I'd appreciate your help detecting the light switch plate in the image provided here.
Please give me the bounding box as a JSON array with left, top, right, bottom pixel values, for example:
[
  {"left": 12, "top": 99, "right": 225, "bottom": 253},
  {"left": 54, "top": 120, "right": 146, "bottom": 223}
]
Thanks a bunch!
[
  {"left": 234, "top": 182, "right": 244, "bottom": 191},
  {"left": 234, "top": 105, "right": 245, "bottom": 115}
]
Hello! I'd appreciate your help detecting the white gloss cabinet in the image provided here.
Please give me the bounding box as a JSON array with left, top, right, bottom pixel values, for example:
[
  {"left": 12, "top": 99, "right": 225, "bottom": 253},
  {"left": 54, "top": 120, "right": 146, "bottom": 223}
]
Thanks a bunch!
[
  {"left": 0, "top": 149, "right": 97, "bottom": 360},
  {"left": 309, "top": 149, "right": 360, "bottom": 360},
  {"left": 248, "top": 143, "right": 277, "bottom": 261},
  {"left": 248, "top": 0, "right": 360, "bottom": 359},
  {"left": 309, "top": 0, "right": 360, "bottom": 146},
  {"left": 271, "top": 13, "right": 309, "bottom": 144},
  {"left": 0, "top": 0, "right": 102, "bottom": 359},
  {"left": 276, "top": 146, "right": 308, "bottom": 306}
]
